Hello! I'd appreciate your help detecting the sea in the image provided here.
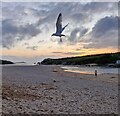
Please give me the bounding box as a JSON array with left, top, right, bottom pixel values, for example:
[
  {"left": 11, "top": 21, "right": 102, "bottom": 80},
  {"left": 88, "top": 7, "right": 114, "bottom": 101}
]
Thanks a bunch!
[
  {"left": 0, "top": 63, "right": 35, "bottom": 66},
  {"left": 0, "top": 63, "right": 119, "bottom": 75},
  {"left": 61, "top": 65, "right": 119, "bottom": 75}
]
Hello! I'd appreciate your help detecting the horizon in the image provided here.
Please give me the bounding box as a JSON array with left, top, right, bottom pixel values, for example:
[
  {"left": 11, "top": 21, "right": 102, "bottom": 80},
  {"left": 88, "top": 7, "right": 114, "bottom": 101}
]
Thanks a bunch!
[
  {"left": 1, "top": 2, "right": 119, "bottom": 64},
  {"left": 1, "top": 52, "right": 119, "bottom": 64}
]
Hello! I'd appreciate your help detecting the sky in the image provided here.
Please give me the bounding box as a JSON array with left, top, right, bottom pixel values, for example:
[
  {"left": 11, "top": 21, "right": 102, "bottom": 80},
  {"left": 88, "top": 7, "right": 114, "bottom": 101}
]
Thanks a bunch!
[{"left": 1, "top": 2, "right": 119, "bottom": 63}]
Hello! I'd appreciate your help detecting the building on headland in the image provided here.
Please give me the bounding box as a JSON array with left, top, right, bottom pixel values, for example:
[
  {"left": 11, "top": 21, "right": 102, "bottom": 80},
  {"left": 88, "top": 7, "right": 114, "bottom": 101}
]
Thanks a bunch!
[
  {"left": 116, "top": 60, "right": 120, "bottom": 67},
  {"left": 107, "top": 63, "right": 116, "bottom": 67},
  {"left": 85, "top": 63, "right": 98, "bottom": 67},
  {"left": 116, "top": 60, "right": 120, "bottom": 65}
]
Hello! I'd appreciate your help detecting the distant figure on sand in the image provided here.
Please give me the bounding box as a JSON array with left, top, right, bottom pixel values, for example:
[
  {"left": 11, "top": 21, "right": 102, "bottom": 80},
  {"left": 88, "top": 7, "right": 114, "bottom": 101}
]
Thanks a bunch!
[
  {"left": 95, "top": 70, "right": 97, "bottom": 76},
  {"left": 51, "top": 13, "right": 68, "bottom": 42}
]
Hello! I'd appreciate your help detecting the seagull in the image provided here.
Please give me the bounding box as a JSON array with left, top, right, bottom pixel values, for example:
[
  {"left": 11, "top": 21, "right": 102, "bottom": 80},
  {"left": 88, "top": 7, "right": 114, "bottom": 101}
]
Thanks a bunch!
[{"left": 51, "top": 13, "right": 68, "bottom": 42}]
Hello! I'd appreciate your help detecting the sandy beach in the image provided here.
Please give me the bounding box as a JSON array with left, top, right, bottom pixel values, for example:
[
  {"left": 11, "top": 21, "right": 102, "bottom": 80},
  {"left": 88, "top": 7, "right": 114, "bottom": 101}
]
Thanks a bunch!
[{"left": 2, "top": 65, "right": 118, "bottom": 115}]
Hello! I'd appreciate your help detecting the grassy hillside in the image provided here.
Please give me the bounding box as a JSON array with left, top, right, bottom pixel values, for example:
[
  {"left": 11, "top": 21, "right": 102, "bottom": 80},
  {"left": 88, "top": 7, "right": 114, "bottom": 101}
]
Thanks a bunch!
[
  {"left": 0, "top": 60, "right": 14, "bottom": 64},
  {"left": 41, "top": 52, "right": 120, "bottom": 66}
]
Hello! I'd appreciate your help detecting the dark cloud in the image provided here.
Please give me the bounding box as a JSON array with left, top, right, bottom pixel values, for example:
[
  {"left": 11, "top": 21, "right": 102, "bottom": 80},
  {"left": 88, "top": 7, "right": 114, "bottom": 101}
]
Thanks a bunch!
[
  {"left": 26, "top": 46, "right": 38, "bottom": 51},
  {"left": 2, "top": 19, "right": 18, "bottom": 35},
  {"left": 38, "top": 40, "right": 44, "bottom": 43},
  {"left": 91, "top": 16, "right": 119, "bottom": 38},
  {"left": 84, "top": 16, "right": 119, "bottom": 49},
  {"left": 31, "top": 2, "right": 117, "bottom": 26},
  {"left": 52, "top": 51, "right": 84, "bottom": 55},
  {"left": 68, "top": 27, "right": 88, "bottom": 44},
  {"left": 2, "top": 19, "right": 41, "bottom": 49},
  {"left": 2, "top": 34, "right": 15, "bottom": 49},
  {"left": 19, "top": 23, "right": 41, "bottom": 37},
  {"left": 2, "top": 4, "right": 26, "bottom": 21},
  {"left": 24, "top": 42, "right": 29, "bottom": 46},
  {"left": 84, "top": 31, "right": 118, "bottom": 49},
  {"left": 69, "top": 28, "right": 81, "bottom": 43},
  {"left": 2, "top": 19, "right": 41, "bottom": 36},
  {"left": 52, "top": 52, "right": 62, "bottom": 54},
  {"left": 63, "top": 52, "right": 84, "bottom": 55},
  {"left": 34, "top": 3, "right": 83, "bottom": 28},
  {"left": 70, "top": 13, "right": 88, "bottom": 23},
  {"left": 80, "top": 28, "right": 88, "bottom": 37}
]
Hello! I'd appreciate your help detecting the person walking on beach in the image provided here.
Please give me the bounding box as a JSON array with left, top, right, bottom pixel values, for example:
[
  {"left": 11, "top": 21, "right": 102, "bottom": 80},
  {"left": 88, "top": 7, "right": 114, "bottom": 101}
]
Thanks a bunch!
[{"left": 95, "top": 70, "right": 97, "bottom": 77}]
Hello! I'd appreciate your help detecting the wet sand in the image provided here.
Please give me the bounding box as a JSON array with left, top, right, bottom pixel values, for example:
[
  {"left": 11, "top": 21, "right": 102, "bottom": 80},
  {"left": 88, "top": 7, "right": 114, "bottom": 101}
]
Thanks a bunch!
[{"left": 2, "top": 65, "right": 118, "bottom": 114}]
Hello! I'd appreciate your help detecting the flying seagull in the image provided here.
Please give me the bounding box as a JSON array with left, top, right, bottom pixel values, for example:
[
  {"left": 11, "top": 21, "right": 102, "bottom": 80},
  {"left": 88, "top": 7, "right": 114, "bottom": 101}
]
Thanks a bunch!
[{"left": 51, "top": 13, "right": 68, "bottom": 42}]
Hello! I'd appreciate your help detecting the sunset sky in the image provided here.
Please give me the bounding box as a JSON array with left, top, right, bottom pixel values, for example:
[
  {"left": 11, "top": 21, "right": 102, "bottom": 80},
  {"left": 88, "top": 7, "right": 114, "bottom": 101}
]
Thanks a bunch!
[{"left": 1, "top": 2, "right": 119, "bottom": 63}]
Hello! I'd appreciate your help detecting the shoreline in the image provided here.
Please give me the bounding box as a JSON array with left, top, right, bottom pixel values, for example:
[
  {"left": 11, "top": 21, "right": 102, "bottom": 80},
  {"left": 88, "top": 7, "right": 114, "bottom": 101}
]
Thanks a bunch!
[
  {"left": 56, "top": 65, "right": 118, "bottom": 84},
  {"left": 2, "top": 65, "right": 118, "bottom": 114}
]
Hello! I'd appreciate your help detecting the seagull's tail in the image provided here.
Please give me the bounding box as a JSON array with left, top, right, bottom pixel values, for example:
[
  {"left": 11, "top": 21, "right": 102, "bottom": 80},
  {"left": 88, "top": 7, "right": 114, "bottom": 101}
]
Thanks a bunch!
[{"left": 62, "top": 23, "right": 69, "bottom": 32}]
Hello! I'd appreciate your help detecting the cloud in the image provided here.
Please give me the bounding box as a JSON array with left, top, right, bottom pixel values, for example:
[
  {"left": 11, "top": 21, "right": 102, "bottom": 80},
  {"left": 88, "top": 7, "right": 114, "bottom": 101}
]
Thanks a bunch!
[
  {"left": 70, "top": 13, "right": 88, "bottom": 24},
  {"left": 2, "top": 19, "right": 41, "bottom": 49},
  {"left": 38, "top": 40, "right": 44, "bottom": 43},
  {"left": 26, "top": 46, "right": 38, "bottom": 50},
  {"left": 84, "top": 31, "right": 118, "bottom": 49},
  {"left": 68, "top": 28, "right": 81, "bottom": 43},
  {"left": 82, "top": 2, "right": 117, "bottom": 13},
  {"left": 2, "top": 2, "right": 118, "bottom": 50},
  {"left": 52, "top": 51, "right": 84, "bottom": 55},
  {"left": 91, "top": 16, "right": 119, "bottom": 38},
  {"left": 20, "top": 23, "right": 41, "bottom": 36},
  {"left": 75, "top": 47, "right": 83, "bottom": 51},
  {"left": 24, "top": 42, "right": 29, "bottom": 46},
  {"left": 68, "top": 27, "right": 88, "bottom": 44},
  {"left": 2, "top": 34, "right": 15, "bottom": 48},
  {"left": 52, "top": 52, "right": 62, "bottom": 54},
  {"left": 63, "top": 52, "right": 84, "bottom": 55},
  {"left": 2, "top": 19, "right": 18, "bottom": 35},
  {"left": 33, "top": 3, "right": 87, "bottom": 30},
  {"left": 84, "top": 16, "right": 119, "bottom": 49}
]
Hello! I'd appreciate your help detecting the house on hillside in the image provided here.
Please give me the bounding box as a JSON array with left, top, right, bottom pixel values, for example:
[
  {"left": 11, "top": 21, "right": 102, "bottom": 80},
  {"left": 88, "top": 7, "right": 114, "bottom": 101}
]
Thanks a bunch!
[
  {"left": 107, "top": 63, "right": 116, "bottom": 67},
  {"left": 85, "top": 63, "right": 98, "bottom": 67},
  {"left": 116, "top": 60, "right": 120, "bottom": 67},
  {"left": 116, "top": 60, "right": 120, "bottom": 65}
]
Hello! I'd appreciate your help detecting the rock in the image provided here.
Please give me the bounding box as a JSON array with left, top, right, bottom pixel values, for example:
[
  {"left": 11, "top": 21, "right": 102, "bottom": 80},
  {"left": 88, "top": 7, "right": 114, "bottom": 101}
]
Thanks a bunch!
[
  {"left": 53, "top": 80, "right": 56, "bottom": 82},
  {"left": 50, "top": 110, "right": 54, "bottom": 113},
  {"left": 53, "top": 69, "right": 58, "bottom": 72}
]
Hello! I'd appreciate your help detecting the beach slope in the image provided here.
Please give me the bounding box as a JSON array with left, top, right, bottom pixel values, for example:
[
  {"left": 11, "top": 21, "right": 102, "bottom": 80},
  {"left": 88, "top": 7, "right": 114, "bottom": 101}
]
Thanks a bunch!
[{"left": 2, "top": 65, "right": 118, "bottom": 114}]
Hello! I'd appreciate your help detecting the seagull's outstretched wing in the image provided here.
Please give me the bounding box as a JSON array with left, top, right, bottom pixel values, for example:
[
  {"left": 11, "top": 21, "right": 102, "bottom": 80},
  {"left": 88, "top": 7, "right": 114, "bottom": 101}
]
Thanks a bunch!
[
  {"left": 56, "top": 13, "right": 62, "bottom": 33},
  {"left": 62, "top": 23, "right": 69, "bottom": 32}
]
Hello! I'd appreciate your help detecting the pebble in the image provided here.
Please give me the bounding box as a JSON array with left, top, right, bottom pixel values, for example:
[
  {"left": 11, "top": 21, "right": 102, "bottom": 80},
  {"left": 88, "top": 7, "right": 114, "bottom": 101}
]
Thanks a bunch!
[{"left": 2, "top": 82, "right": 118, "bottom": 114}]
